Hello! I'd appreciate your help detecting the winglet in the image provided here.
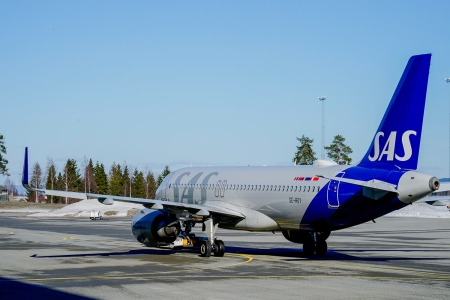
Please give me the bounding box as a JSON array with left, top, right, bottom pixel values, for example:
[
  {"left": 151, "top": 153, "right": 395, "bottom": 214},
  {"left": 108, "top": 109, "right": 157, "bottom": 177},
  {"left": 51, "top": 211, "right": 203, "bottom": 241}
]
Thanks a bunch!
[{"left": 22, "top": 147, "right": 29, "bottom": 187}]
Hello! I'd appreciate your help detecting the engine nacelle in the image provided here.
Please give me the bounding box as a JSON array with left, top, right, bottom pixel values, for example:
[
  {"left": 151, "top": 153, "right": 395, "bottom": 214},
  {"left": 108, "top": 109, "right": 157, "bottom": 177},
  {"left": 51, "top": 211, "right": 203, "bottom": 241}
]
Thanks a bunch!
[
  {"left": 131, "top": 209, "right": 181, "bottom": 246},
  {"left": 282, "top": 230, "right": 330, "bottom": 244}
]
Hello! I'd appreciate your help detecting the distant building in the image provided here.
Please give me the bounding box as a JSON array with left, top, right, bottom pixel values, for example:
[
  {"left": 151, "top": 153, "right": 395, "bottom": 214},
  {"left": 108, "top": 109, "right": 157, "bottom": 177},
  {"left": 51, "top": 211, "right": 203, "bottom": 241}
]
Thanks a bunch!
[{"left": 0, "top": 185, "right": 13, "bottom": 201}]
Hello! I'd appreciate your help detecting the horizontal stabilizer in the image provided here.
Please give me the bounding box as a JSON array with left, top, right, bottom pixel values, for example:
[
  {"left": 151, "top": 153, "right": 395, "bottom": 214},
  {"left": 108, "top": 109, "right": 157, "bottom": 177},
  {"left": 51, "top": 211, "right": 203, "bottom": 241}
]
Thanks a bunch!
[
  {"left": 317, "top": 175, "right": 398, "bottom": 193},
  {"left": 416, "top": 196, "right": 450, "bottom": 206}
]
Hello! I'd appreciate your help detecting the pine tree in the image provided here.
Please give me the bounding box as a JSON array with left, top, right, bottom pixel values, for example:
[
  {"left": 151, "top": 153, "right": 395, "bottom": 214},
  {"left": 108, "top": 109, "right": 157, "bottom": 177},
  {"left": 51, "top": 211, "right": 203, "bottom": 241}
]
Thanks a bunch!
[
  {"left": 94, "top": 162, "right": 108, "bottom": 194},
  {"left": 55, "top": 172, "right": 64, "bottom": 203},
  {"left": 109, "top": 163, "right": 124, "bottom": 196},
  {"left": 156, "top": 166, "right": 171, "bottom": 188},
  {"left": 83, "top": 159, "right": 98, "bottom": 193},
  {"left": 0, "top": 134, "right": 8, "bottom": 175},
  {"left": 325, "top": 135, "right": 353, "bottom": 165},
  {"left": 27, "top": 162, "right": 42, "bottom": 202},
  {"left": 63, "top": 159, "right": 82, "bottom": 203},
  {"left": 145, "top": 171, "right": 157, "bottom": 199},
  {"left": 292, "top": 135, "right": 317, "bottom": 165},
  {"left": 122, "top": 165, "right": 130, "bottom": 196},
  {"left": 132, "top": 169, "right": 145, "bottom": 198},
  {"left": 45, "top": 158, "right": 57, "bottom": 204}
]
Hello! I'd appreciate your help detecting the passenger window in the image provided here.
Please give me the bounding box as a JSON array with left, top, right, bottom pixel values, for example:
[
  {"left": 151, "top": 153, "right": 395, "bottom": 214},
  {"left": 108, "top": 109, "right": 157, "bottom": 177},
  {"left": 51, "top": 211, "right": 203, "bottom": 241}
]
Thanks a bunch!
[
  {"left": 262, "top": 185, "right": 265, "bottom": 190},
  {"left": 303, "top": 186, "right": 306, "bottom": 192},
  {"left": 259, "top": 185, "right": 261, "bottom": 191},
  {"left": 312, "top": 186, "right": 315, "bottom": 192},
  {"left": 317, "top": 186, "right": 320, "bottom": 192},
  {"left": 308, "top": 186, "right": 310, "bottom": 192}
]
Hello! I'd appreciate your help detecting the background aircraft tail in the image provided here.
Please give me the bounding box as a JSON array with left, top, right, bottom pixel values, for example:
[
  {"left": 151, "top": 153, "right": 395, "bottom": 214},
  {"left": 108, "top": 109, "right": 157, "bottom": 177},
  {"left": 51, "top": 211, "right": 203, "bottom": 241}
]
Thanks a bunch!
[{"left": 358, "top": 54, "right": 431, "bottom": 170}]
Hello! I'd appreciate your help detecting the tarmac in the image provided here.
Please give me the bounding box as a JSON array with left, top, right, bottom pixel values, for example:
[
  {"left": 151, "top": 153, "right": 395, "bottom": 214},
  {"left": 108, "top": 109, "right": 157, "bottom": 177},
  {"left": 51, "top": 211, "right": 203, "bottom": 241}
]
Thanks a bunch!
[{"left": 0, "top": 214, "right": 449, "bottom": 299}]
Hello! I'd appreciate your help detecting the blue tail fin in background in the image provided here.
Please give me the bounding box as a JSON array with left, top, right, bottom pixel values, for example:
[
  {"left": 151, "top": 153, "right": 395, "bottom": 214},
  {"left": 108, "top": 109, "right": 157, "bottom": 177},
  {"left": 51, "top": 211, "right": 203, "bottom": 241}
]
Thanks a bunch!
[
  {"left": 22, "top": 147, "right": 29, "bottom": 186},
  {"left": 358, "top": 54, "right": 431, "bottom": 170}
]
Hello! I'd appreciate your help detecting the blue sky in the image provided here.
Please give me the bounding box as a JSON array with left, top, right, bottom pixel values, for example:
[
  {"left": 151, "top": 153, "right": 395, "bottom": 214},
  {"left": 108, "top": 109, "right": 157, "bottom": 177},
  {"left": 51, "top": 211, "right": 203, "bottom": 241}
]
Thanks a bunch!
[{"left": 1, "top": 1, "right": 450, "bottom": 187}]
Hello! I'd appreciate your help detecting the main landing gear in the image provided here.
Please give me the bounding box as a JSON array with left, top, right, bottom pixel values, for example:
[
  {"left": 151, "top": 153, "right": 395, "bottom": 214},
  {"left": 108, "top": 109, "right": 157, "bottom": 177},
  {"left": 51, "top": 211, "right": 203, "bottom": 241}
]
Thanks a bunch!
[
  {"left": 303, "top": 232, "right": 328, "bottom": 257},
  {"left": 282, "top": 230, "right": 330, "bottom": 257},
  {"left": 199, "top": 216, "right": 225, "bottom": 257}
]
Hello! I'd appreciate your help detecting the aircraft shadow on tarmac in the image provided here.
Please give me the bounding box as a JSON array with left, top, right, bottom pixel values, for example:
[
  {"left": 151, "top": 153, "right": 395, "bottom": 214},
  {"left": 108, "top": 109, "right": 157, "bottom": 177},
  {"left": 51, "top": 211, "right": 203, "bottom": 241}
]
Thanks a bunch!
[
  {"left": 0, "top": 276, "right": 94, "bottom": 300},
  {"left": 224, "top": 246, "right": 450, "bottom": 262},
  {"left": 29, "top": 246, "right": 448, "bottom": 263}
]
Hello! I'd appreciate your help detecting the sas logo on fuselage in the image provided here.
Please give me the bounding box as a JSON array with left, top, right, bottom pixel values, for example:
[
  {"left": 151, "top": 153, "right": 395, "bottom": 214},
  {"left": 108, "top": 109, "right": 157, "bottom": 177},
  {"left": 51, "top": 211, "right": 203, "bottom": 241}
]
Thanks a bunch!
[{"left": 368, "top": 130, "right": 416, "bottom": 162}]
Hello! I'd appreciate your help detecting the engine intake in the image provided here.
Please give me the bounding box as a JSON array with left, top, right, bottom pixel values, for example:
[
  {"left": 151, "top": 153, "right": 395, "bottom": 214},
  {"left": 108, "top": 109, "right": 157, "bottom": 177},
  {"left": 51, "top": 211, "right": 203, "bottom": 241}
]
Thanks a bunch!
[{"left": 132, "top": 210, "right": 181, "bottom": 246}]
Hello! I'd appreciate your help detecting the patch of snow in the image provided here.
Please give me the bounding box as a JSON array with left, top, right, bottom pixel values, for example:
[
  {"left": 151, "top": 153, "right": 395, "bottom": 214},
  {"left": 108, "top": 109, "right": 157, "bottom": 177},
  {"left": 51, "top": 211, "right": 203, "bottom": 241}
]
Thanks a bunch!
[
  {"left": 29, "top": 199, "right": 143, "bottom": 218},
  {"left": 0, "top": 207, "right": 55, "bottom": 213},
  {"left": 386, "top": 203, "right": 450, "bottom": 218}
]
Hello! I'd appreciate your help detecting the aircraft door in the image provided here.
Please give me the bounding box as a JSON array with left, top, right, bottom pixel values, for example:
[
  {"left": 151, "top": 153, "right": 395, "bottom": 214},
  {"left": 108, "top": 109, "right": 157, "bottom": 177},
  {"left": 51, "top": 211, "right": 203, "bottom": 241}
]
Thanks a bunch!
[{"left": 327, "top": 172, "right": 345, "bottom": 208}]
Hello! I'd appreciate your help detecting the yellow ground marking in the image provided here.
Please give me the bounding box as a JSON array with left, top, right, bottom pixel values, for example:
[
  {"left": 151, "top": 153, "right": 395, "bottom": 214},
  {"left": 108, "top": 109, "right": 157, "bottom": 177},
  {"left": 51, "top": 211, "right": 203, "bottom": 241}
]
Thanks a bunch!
[
  {"left": 17, "top": 253, "right": 253, "bottom": 282},
  {"left": 312, "top": 260, "right": 450, "bottom": 277},
  {"left": 235, "top": 249, "right": 450, "bottom": 278},
  {"left": 17, "top": 274, "right": 450, "bottom": 283},
  {"left": 244, "top": 254, "right": 450, "bottom": 278}
]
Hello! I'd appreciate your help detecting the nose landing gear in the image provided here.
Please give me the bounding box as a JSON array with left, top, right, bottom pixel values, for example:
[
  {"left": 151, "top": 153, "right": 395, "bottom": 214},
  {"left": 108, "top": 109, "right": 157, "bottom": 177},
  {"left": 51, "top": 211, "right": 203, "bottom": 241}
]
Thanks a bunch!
[{"left": 199, "top": 216, "right": 226, "bottom": 257}]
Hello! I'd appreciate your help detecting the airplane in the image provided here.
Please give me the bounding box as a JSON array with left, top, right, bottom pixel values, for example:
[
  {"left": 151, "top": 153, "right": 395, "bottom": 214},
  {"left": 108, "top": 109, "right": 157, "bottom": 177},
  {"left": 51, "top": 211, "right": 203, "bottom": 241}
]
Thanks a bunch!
[{"left": 23, "top": 53, "right": 440, "bottom": 257}]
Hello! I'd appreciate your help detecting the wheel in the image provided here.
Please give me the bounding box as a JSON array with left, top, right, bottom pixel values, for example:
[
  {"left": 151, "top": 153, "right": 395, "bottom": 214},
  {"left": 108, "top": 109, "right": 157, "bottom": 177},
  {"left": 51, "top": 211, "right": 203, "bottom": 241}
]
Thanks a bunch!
[
  {"left": 200, "top": 240, "right": 212, "bottom": 257},
  {"left": 214, "top": 240, "right": 225, "bottom": 257},
  {"left": 316, "top": 231, "right": 330, "bottom": 241},
  {"left": 316, "top": 240, "right": 327, "bottom": 257},
  {"left": 303, "top": 242, "right": 315, "bottom": 256}
]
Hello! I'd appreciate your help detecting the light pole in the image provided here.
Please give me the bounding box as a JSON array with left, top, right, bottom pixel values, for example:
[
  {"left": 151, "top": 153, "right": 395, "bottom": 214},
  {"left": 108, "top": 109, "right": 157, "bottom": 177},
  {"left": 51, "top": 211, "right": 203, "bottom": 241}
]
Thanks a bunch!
[
  {"left": 445, "top": 78, "right": 450, "bottom": 180},
  {"left": 318, "top": 96, "right": 327, "bottom": 159}
]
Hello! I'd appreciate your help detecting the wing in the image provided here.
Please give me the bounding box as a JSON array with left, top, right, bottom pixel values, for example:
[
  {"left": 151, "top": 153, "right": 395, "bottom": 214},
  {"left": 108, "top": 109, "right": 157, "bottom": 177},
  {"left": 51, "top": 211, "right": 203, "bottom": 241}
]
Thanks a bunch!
[{"left": 22, "top": 148, "right": 244, "bottom": 219}]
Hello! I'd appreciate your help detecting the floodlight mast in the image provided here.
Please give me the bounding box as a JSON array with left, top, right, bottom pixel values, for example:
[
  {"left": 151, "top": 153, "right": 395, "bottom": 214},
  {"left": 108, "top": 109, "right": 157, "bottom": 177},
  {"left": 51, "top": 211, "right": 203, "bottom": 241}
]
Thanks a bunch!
[
  {"left": 318, "top": 96, "right": 327, "bottom": 159},
  {"left": 445, "top": 78, "right": 450, "bottom": 180}
]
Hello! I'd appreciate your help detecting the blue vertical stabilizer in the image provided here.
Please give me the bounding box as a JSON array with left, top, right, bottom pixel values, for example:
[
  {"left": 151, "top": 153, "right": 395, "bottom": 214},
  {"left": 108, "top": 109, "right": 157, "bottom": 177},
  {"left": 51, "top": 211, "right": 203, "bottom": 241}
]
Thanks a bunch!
[
  {"left": 22, "top": 147, "right": 29, "bottom": 186},
  {"left": 358, "top": 54, "right": 431, "bottom": 170}
]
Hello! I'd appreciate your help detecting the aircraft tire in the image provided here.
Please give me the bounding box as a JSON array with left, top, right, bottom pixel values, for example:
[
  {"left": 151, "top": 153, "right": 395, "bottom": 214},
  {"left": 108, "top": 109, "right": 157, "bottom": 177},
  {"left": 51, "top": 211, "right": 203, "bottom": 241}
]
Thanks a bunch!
[
  {"left": 303, "top": 242, "right": 315, "bottom": 256},
  {"left": 200, "top": 240, "right": 212, "bottom": 257},
  {"left": 316, "top": 240, "right": 327, "bottom": 257},
  {"left": 214, "top": 240, "right": 225, "bottom": 257}
]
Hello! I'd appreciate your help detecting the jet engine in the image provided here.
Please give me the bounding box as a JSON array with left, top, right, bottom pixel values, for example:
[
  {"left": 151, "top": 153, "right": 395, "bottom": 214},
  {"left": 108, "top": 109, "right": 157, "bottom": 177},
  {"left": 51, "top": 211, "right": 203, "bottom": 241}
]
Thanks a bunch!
[
  {"left": 282, "top": 230, "right": 330, "bottom": 244},
  {"left": 131, "top": 209, "right": 181, "bottom": 246}
]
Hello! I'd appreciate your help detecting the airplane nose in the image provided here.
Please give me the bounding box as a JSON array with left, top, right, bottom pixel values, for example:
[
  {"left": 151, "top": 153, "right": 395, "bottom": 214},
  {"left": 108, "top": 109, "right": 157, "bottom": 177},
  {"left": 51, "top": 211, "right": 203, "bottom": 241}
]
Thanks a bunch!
[{"left": 429, "top": 177, "right": 440, "bottom": 191}]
